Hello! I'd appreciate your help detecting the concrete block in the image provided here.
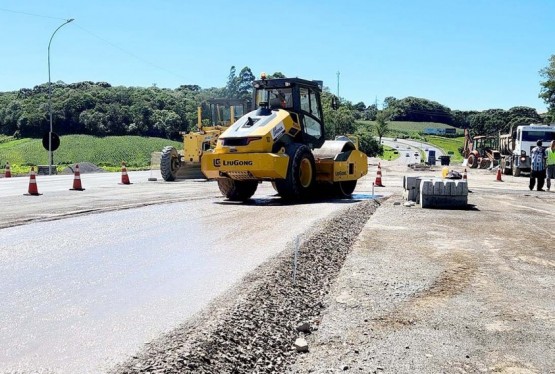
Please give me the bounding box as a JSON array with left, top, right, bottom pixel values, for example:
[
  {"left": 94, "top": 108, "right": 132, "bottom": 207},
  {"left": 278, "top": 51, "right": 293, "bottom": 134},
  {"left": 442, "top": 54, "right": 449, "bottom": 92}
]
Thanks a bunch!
[
  {"left": 403, "top": 188, "right": 418, "bottom": 202},
  {"left": 421, "top": 195, "right": 468, "bottom": 209},
  {"left": 420, "top": 179, "right": 434, "bottom": 196},
  {"left": 403, "top": 176, "right": 428, "bottom": 203},
  {"left": 443, "top": 181, "right": 452, "bottom": 196},
  {"left": 403, "top": 176, "right": 421, "bottom": 191},
  {"left": 433, "top": 180, "right": 448, "bottom": 196},
  {"left": 420, "top": 178, "right": 468, "bottom": 209},
  {"left": 448, "top": 180, "right": 468, "bottom": 196}
]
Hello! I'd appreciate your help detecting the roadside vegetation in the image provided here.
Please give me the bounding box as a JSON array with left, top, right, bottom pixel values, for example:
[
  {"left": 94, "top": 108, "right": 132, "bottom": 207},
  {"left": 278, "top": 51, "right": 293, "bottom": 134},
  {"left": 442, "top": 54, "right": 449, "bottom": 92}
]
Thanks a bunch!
[
  {"left": 0, "top": 135, "right": 181, "bottom": 175},
  {"left": 423, "top": 136, "right": 465, "bottom": 162},
  {"left": 382, "top": 145, "right": 401, "bottom": 161},
  {"left": 361, "top": 121, "right": 461, "bottom": 138}
]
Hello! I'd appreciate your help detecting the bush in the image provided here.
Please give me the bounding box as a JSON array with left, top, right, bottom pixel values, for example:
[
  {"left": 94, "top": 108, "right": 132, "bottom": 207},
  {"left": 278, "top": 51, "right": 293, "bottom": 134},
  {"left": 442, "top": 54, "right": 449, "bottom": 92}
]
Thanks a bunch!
[{"left": 354, "top": 128, "right": 380, "bottom": 156}]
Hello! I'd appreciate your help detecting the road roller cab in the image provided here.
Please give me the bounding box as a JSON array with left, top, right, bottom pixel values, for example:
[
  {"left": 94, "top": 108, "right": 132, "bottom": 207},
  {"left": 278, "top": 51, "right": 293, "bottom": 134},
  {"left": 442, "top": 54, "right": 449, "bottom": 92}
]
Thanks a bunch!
[{"left": 201, "top": 75, "right": 368, "bottom": 201}]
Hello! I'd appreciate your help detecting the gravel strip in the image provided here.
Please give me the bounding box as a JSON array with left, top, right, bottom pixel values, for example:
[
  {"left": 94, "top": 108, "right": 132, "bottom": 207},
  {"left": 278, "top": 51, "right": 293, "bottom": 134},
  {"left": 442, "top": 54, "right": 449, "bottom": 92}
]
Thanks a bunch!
[{"left": 110, "top": 199, "right": 380, "bottom": 374}]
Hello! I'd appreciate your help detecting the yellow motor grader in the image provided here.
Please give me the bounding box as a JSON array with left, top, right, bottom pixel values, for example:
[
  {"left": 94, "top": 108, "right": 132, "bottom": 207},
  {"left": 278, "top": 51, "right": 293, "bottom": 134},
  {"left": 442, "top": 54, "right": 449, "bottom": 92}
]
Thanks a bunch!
[
  {"left": 160, "top": 98, "right": 248, "bottom": 180},
  {"left": 201, "top": 75, "right": 368, "bottom": 201}
]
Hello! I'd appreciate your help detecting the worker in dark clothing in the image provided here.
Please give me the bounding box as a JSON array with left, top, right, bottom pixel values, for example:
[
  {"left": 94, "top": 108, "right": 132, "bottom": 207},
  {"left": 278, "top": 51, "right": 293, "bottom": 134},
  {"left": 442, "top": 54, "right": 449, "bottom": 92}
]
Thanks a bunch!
[{"left": 529, "top": 140, "right": 546, "bottom": 191}]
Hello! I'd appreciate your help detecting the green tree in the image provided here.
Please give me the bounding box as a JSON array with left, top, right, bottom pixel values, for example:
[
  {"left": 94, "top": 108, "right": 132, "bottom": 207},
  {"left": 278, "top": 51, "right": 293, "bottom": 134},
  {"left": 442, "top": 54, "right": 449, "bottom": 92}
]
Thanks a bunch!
[
  {"left": 468, "top": 109, "right": 506, "bottom": 134},
  {"left": 505, "top": 106, "right": 541, "bottom": 130},
  {"left": 324, "top": 106, "right": 356, "bottom": 139},
  {"left": 354, "top": 126, "right": 381, "bottom": 156},
  {"left": 237, "top": 67, "right": 255, "bottom": 102},
  {"left": 383, "top": 96, "right": 397, "bottom": 109},
  {"left": 153, "top": 109, "right": 181, "bottom": 137},
  {"left": 269, "top": 72, "right": 286, "bottom": 79},
  {"left": 374, "top": 110, "right": 390, "bottom": 143},
  {"left": 224, "top": 66, "right": 238, "bottom": 98},
  {"left": 384, "top": 96, "right": 453, "bottom": 124},
  {"left": 365, "top": 104, "right": 378, "bottom": 121},
  {"left": 539, "top": 55, "right": 555, "bottom": 122}
]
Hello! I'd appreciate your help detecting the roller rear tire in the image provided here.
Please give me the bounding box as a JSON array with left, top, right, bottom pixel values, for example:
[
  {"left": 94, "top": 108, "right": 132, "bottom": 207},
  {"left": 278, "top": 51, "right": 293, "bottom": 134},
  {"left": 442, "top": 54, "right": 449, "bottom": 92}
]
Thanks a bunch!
[{"left": 334, "top": 180, "right": 357, "bottom": 198}]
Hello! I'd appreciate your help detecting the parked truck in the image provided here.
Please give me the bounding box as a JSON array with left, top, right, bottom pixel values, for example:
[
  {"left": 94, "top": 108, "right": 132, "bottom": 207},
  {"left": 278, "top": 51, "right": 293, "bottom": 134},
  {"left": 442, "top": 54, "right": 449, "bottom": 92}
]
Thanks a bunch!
[{"left": 498, "top": 123, "right": 555, "bottom": 176}]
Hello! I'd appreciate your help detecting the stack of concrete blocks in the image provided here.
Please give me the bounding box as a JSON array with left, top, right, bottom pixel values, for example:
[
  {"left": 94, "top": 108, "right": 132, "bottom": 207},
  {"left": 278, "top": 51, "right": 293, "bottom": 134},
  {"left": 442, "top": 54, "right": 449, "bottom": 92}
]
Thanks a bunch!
[
  {"left": 403, "top": 176, "right": 423, "bottom": 204},
  {"left": 403, "top": 176, "right": 468, "bottom": 208}
]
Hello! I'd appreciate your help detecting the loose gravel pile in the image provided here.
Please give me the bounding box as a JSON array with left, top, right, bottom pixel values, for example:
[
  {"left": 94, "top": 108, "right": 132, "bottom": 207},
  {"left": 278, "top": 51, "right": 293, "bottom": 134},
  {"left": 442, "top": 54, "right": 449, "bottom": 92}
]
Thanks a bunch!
[
  {"left": 111, "top": 200, "right": 379, "bottom": 374},
  {"left": 61, "top": 162, "right": 106, "bottom": 174}
]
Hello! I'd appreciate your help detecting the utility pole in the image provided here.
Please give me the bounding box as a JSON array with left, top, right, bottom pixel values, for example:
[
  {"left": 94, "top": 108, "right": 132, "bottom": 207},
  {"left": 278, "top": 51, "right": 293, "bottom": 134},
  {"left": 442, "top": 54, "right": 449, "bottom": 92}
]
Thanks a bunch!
[{"left": 336, "top": 71, "right": 340, "bottom": 98}]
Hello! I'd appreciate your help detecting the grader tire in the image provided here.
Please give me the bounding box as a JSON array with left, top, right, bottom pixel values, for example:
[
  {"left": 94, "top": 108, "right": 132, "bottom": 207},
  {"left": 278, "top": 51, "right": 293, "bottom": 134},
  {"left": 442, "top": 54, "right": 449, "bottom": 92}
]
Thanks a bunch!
[
  {"left": 161, "top": 146, "right": 181, "bottom": 181},
  {"left": 333, "top": 180, "right": 357, "bottom": 198},
  {"left": 274, "top": 144, "right": 316, "bottom": 200},
  {"left": 217, "top": 178, "right": 258, "bottom": 201}
]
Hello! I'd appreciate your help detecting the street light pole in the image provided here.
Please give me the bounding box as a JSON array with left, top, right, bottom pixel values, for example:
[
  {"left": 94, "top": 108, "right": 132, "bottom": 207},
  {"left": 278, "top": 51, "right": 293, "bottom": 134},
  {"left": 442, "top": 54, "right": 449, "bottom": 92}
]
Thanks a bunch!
[{"left": 48, "top": 18, "right": 74, "bottom": 175}]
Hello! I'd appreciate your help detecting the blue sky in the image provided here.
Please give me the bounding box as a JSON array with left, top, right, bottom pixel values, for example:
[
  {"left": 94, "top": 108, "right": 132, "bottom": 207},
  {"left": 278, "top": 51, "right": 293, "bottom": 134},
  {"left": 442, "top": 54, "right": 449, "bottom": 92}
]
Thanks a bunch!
[{"left": 1, "top": 0, "right": 553, "bottom": 112}]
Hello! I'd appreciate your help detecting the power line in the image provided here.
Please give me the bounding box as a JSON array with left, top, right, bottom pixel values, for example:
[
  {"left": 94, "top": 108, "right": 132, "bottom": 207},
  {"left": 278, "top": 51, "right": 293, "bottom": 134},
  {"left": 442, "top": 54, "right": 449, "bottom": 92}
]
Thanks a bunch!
[
  {"left": 74, "top": 24, "right": 188, "bottom": 82},
  {"left": 1, "top": 7, "right": 190, "bottom": 84},
  {"left": 0, "top": 7, "right": 67, "bottom": 21}
]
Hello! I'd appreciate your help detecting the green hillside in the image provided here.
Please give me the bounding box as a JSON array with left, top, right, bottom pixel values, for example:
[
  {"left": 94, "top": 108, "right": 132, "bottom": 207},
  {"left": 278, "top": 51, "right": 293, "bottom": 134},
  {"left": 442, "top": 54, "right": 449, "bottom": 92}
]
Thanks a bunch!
[{"left": 0, "top": 135, "right": 181, "bottom": 174}]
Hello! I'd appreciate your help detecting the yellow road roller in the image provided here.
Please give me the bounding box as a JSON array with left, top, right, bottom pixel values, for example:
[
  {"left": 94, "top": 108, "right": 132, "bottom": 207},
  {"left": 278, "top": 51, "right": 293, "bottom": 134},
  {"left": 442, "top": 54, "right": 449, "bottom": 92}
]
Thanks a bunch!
[{"left": 201, "top": 75, "right": 368, "bottom": 201}]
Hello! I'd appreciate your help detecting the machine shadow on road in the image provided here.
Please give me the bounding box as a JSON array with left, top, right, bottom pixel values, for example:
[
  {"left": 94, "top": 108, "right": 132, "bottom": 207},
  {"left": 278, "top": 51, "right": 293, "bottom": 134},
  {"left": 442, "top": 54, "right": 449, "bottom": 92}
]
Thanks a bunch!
[{"left": 213, "top": 194, "right": 385, "bottom": 207}]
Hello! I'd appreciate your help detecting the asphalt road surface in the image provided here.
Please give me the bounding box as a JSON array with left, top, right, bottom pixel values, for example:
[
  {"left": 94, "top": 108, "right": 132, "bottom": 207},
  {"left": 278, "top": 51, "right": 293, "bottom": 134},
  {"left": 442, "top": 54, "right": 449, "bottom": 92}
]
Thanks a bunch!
[{"left": 0, "top": 172, "right": 377, "bottom": 373}]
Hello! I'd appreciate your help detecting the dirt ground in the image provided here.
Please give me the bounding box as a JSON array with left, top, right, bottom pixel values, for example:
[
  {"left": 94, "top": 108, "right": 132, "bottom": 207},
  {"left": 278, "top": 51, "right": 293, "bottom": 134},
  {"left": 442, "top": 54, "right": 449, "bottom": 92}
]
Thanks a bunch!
[{"left": 290, "top": 160, "right": 555, "bottom": 373}]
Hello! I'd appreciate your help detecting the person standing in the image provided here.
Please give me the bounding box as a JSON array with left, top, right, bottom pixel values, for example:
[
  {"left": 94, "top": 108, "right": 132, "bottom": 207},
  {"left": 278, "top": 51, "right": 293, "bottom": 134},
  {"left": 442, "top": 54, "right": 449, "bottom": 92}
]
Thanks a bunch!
[
  {"left": 529, "top": 140, "right": 547, "bottom": 191},
  {"left": 546, "top": 140, "right": 555, "bottom": 192}
]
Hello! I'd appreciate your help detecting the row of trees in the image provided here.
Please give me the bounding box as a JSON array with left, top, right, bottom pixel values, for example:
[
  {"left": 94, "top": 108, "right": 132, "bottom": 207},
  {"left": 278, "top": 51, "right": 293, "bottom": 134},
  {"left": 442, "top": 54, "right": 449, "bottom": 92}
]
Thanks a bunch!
[
  {"left": 0, "top": 67, "right": 304, "bottom": 140},
  {"left": 1, "top": 56, "right": 554, "bottom": 144},
  {"left": 348, "top": 97, "right": 543, "bottom": 135}
]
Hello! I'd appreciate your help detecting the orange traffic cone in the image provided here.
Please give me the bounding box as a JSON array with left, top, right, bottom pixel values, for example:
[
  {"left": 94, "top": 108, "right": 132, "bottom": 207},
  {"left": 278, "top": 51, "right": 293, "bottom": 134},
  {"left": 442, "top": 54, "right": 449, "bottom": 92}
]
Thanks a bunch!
[
  {"left": 70, "top": 164, "right": 85, "bottom": 191},
  {"left": 24, "top": 167, "right": 42, "bottom": 196},
  {"left": 4, "top": 162, "right": 11, "bottom": 178},
  {"left": 374, "top": 162, "right": 385, "bottom": 187},
  {"left": 462, "top": 168, "right": 467, "bottom": 181},
  {"left": 496, "top": 168, "right": 503, "bottom": 182},
  {"left": 120, "top": 162, "right": 131, "bottom": 185}
]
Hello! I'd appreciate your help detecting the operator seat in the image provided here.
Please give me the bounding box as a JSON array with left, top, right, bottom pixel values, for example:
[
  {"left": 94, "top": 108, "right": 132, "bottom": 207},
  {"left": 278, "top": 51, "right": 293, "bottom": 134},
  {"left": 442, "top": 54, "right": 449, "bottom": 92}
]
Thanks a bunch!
[{"left": 269, "top": 97, "right": 282, "bottom": 109}]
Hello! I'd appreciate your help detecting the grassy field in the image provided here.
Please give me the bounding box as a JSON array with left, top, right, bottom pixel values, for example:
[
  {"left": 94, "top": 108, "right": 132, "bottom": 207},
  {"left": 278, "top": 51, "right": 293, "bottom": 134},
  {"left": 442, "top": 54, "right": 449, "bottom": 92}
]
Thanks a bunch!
[
  {"left": 0, "top": 135, "right": 181, "bottom": 175},
  {"left": 424, "top": 135, "right": 465, "bottom": 162},
  {"left": 382, "top": 145, "right": 401, "bottom": 161},
  {"left": 359, "top": 120, "right": 463, "bottom": 139}
]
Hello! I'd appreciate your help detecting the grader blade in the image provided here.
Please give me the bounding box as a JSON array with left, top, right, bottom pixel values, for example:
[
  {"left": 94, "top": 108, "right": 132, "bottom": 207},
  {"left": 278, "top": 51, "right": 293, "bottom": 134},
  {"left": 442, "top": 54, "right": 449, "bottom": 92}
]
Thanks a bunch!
[{"left": 174, "top": 164, "right": 205, "bottom": 179}]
